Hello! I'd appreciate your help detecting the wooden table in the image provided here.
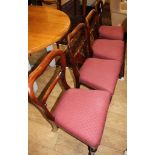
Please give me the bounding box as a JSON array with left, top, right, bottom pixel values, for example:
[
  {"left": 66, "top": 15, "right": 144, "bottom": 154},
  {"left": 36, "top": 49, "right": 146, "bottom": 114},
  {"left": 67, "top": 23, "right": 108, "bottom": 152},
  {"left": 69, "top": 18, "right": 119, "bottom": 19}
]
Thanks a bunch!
[{"left": 28, "top": 6, "right": 71, "bottom": 54}]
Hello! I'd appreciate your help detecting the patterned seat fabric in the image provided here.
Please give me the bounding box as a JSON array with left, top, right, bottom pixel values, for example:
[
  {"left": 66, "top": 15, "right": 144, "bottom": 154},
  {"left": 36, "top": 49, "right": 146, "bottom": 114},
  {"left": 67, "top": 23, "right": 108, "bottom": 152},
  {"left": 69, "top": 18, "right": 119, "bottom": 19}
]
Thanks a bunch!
[
  {"left": 99, "top": 25, "right": 124, "bottom": 40},
  {"left": 92, "top": 39, "right": 124, "bottom": 62},
  {"left": 79, "top": 58, "right": 121, "bottom": 95},
  {"left": 52, "top": 88, "right": 111, "bottom": 148}
]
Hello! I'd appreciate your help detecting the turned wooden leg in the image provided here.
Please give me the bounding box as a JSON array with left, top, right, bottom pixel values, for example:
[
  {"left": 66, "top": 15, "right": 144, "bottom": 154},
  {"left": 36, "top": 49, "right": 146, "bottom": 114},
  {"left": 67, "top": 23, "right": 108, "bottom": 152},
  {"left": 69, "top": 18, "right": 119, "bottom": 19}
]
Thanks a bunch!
[{"left": 88, "top": 146, "right": 97, "bottom": 155}]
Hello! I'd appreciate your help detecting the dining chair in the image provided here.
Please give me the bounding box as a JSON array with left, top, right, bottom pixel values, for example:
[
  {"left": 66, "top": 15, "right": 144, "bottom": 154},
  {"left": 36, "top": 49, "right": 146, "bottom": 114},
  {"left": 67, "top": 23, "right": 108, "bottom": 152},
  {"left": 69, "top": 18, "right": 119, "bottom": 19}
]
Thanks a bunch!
[
  {"left": 95, "top": 0, "right": 124, "bottom": 40},
  {"left": 85, "top": 9, "right": 125, "bottom": 78},
  {"left": 28, "top": 49, "right": 111, "bottom": 155},
  {"left": 67, "top": 23, "right": 122, "bottom": 95}
]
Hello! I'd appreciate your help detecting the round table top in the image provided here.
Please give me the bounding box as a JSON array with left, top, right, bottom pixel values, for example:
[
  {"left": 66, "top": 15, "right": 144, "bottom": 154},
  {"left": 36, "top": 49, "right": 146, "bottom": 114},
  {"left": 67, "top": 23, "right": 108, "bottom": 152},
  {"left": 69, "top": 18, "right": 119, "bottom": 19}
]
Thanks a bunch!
[{"left": 28, "top": 6, "right": 71, "bottom": 54}]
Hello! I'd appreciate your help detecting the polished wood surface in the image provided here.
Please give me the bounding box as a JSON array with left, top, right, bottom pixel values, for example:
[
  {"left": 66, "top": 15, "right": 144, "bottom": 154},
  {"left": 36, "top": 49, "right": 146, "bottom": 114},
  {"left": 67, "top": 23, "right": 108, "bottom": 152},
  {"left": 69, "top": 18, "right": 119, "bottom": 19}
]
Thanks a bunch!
[{"left": 28, "top": 6, "right": 71, "bottom": 54}]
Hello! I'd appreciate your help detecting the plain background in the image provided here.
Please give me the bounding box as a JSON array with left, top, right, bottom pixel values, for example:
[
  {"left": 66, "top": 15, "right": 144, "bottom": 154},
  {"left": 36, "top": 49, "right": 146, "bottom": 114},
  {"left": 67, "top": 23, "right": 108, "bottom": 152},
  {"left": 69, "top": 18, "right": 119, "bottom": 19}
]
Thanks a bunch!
[{"left": 0, "top": 0, "right": 155, "bottom": 155}]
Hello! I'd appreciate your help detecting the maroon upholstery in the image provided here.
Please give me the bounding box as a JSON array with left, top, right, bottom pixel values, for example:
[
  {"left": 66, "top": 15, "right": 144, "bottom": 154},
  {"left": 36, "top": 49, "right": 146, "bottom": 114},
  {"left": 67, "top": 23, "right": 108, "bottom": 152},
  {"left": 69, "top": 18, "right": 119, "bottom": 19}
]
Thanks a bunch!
[
  {"left": 52, "top": 88, "right": 111, "bottom": 148},
  {"left": 99, "top": 25, "right": 124, "bottom": 40},
  {"left": 92, "top": 39, "right": 124, "bottom": 61},
  {"left": 79, "top": 58, "right": 121, "bottom": 95}
]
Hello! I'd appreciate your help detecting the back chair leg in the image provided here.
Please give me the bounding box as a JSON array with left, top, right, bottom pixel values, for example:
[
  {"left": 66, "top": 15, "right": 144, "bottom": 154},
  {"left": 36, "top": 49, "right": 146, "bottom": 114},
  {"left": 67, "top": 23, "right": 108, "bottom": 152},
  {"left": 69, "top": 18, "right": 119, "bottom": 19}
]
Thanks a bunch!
[
  {"left": 119, "top": 62, "right": 125, "bottom": 79},
  {"left": 75, "top": 76, "right": 80, "bottom": 88},
  {"left": 76, "top": 82, "right": 80, "bottom": 88},
  {"left": 88, "top": 146, "right": 97, "bottom": 155},
  {"left": 119, "top": 40, "right": 127, "bottom": 79}
]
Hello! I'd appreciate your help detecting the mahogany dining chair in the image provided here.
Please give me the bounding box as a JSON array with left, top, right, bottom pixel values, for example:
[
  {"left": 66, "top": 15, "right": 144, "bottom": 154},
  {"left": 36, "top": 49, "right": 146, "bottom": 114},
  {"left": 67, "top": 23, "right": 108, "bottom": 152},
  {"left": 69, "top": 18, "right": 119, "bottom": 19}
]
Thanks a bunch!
[
  {"left": 85, "top": 9, "right": 125, "bottom": 78},
  {"left": 67, "top": 23, "right": 122, "bottom": 95},
  {"left": 28, "top": 49, "right": 111, "bottom": 155}
]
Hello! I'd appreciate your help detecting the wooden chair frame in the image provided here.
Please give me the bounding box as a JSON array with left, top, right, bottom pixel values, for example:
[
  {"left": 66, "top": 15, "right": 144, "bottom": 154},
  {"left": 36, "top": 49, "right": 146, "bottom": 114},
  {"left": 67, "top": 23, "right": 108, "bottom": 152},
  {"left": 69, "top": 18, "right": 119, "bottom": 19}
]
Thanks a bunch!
[
  {"left": 85, "top": 9, "right": 99, "bottom": 41},
  {"left": 28, "top": 49, "right": 100, "bottom": 154},
  {"left": 67, "top": 23, "right": 91, "bottom": 87},
  {"left": 28, "top": 49, "right": 70, "bottom": 125}
]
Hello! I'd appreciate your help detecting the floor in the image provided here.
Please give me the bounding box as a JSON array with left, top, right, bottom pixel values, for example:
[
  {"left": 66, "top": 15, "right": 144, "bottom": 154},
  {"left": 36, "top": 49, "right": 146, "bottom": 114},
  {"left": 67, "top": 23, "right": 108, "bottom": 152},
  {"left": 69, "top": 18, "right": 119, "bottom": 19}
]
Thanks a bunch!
[{"left": 28, "top": 46, "right": 127, "bottom": 155}]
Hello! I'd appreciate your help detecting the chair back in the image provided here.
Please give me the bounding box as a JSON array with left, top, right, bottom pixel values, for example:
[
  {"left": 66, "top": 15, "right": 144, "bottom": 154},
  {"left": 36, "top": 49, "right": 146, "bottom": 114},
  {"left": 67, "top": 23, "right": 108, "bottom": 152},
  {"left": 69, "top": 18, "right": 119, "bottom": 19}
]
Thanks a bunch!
[
  {"left": 85, "top": 9, "right": 99, "bottom": 42},
  {"left": 67, "top": 23, "right": 91, "bottom": 86},
  {"left": 95, "top": 0, "right": 105, "bottom": 26},
  {"left": 28, "top": 49, "right": 70, "bottom": 121},
  {"left": 67, "top": 23, "right": 91, "bottom": 67}
]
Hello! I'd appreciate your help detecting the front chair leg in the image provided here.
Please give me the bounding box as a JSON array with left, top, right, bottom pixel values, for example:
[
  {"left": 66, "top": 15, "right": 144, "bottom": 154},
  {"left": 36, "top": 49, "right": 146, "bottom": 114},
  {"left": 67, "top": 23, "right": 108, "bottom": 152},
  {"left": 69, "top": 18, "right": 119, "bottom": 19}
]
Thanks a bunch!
[
  {"left": 48, "top": 120, "right": 59, "bottom": 132},
  {"left": 88, "top": 146, "right": 97, "bottom": 155},
  {"left": 119, "top": 62, "right": 125, "bottom": 79},
  {"left": 75, "top": 77, "right": 80, "bottom": 88}
]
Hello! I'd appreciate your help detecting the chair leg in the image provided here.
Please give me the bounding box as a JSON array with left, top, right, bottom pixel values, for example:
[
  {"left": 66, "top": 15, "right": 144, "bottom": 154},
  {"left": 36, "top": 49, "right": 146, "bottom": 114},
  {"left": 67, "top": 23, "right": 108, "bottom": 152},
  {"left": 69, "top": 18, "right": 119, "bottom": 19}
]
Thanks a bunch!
[
  {"left": 48, "top": 120, "right": 59, "bottom": 132},
  {"left": 119, "top": 38, "right": 127, "bottom": 79},
  {"left": 88, "top": 146, "right": 97, "bottom": 155},
  {"left": 119, "top": 62, "right": 125, "bottom": 79},
  {"left": 76, "top": 82, "right": 80, "bottom": 88},
  {"left": 110, "top": 96, "right": 112, "bottom": 102},
  {"left": 75, "top": 76, "right": 80, "bottom": 88}
]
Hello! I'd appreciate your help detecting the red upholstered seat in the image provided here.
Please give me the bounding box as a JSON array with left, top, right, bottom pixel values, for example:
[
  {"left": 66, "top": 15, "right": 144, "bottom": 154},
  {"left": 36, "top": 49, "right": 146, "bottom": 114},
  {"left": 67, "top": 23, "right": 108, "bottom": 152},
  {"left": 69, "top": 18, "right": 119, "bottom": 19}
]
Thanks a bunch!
[
  {"left": 52, "top": 88, "right": 111, "bottom": 148},
  {"left": 99, "top": 25, "right": 124, "bottom": 40},
  {"left": 92, "top": 39, "right": 124, "bottom": 61},
  {"left": 79, "top": 58, "right": 121, "bottom": 95}
]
